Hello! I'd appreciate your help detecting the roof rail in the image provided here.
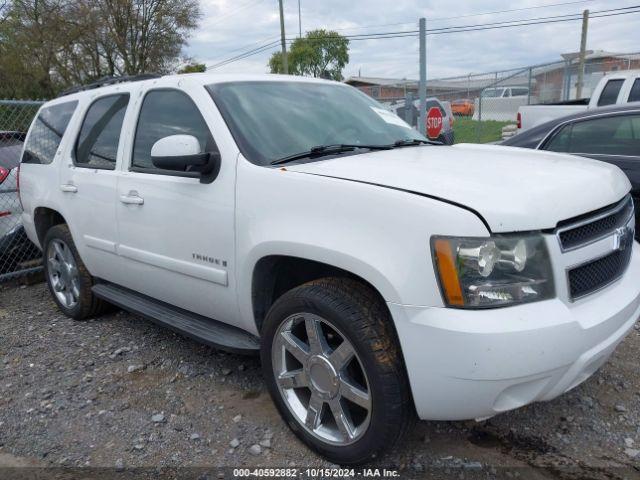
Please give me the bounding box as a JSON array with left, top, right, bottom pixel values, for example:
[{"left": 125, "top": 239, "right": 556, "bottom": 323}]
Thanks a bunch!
[{"left": 58, "top": 74, "right": 161, "bottom": 98}]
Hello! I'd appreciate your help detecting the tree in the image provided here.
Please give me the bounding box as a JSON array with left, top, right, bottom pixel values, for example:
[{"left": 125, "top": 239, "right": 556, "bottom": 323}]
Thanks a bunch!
[
  {"left": 269, "top": 29, "right": 349, "bottom": 81},
  {"left": 98, "top": 0, "right": 201, "bottom": 76},
  {"left": 178, "top": 62, "right": 206, "bottom": 74},
  {"left": 0, "top": 0, "right": 202, "bottom": 99}
]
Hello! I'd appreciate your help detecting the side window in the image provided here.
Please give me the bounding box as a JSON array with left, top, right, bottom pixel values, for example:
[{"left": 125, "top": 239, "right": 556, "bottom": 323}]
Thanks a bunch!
[
  {"left": 597, "top": 79, "right": 624, "bottom": 106},
  {"left": 546, "top": 115, "right": 640, "bottom": 157},
  {"left": 132, "top": 90, "right": 214, "bottom": 172},
  {"left": 75, "top": 94, "right": 129, "bottom": 170},
  {"left": 545, "top": 124, "right": 572, "bottom": 152},
  {"left": 21, "top": 101, "right": 78, "bottom": 165},
  {"left": 502, "top": 89, "right": 511, "bottom": 98},
  {"left": 511, "top": 88, "right": 529, "bottom": 97},
  {"left": 628, "top": 79, "right": 640, "bottom": 102}
]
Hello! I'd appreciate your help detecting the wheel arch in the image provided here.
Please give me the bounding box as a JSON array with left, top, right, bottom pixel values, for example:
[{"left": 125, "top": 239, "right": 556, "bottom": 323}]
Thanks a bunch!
[
  {"left": 249, "top": 250, "right": 399, "bottom": 335},
  {"left": 33, "top": 207, "right": 68, "bottom": 247}
]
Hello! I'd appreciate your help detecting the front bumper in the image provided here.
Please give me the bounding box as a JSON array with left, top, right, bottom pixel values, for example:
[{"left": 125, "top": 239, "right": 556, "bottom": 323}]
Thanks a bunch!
[{"left": 389, "top": 242, "right": 640, "bottom": 421}]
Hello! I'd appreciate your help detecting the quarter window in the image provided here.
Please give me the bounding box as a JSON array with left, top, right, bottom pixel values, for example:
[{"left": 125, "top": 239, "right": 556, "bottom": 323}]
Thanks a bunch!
[
  {"left": 132, "top": 90, "right": 214, "bottom": 172},
  {"left": 628, "top": 79, "right": 640, "bottom": 103},
  {"left": 545, "top": 114, "right": 640, "bottom": 157},
  {"left": 597, "top": 79, "right": 624, "bottom": 106},
  {"left": 21, "top": 101, "right": 78, "bottom": 165},
  {"left": 75, "top": 94, "right": 129, "bottom": 170}
]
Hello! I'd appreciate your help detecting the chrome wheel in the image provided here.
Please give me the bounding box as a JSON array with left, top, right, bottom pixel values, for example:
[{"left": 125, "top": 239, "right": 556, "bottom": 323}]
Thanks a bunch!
[
  {"left": 272, "top": 313, "right": 371, "bottom": 446},
  {"left": 47, "top": 239, "right": 80, "bottom": 309}
]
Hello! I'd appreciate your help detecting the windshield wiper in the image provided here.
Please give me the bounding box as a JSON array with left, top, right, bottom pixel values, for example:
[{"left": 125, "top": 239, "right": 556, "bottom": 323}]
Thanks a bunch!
[
  {"left": 271, "top": 144, "right": 393, "bottom": 166},
  {"left": 393, "top": 138, "right": 441, "bottom": 147}
]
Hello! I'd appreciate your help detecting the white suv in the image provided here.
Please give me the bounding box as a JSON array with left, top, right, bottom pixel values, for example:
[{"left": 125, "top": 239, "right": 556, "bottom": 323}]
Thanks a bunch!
[{"left": 18, "top": 73, "right": 640, "bottom": 464}]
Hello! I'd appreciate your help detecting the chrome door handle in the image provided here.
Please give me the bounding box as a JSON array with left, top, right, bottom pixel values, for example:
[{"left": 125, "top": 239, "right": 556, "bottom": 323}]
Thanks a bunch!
[
  {"left": 60, "top": 184, "right": 77, "bottom": 193},
  {"left": 119, "top": 193, "right": 144, "bottom": 205}
]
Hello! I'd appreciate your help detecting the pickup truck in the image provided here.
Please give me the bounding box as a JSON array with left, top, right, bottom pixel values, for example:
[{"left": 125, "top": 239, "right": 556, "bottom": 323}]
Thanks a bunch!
[
  {"left": 517, "top": 70, "right": 640, "bottom": 132},
  {"left": 18, "top": 73, "right": 640, "bottom": 464}
]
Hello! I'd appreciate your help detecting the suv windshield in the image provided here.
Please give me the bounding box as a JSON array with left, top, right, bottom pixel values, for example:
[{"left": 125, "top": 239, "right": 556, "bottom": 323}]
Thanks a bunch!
[{"left": 208, "top": 81, "right": 428, "bottom": 166}]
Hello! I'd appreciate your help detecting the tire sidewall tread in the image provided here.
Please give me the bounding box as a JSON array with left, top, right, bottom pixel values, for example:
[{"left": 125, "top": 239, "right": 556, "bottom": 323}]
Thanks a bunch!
[
  {"left": 261, "top": 277, "right": 414, "bottom": 465},
  {"left": 43, "top": 224, "right": 105, "bottom": 320}
]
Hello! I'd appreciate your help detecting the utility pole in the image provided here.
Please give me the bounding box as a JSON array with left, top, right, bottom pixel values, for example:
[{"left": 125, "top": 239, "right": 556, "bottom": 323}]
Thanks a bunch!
[
  {"left": 278, "top": 0, "right": 288, "bottom": 74},
  {"left": 576, "top": 9, "right": 589, "bottom": 99},
  {"left": 418, "top": 17, "right": 426, "bottom": 136},
  {"left": 298, "top": 0, "right": 302, "bottom": 37}
]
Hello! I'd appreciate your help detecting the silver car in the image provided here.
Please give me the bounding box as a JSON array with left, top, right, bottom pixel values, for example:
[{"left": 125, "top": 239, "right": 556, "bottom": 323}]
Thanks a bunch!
[{"left": 0, "top": 131, "right": 40, "bottom": 274}]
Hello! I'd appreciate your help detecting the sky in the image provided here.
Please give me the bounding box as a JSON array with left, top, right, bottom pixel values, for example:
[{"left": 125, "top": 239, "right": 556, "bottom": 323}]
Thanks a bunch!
[{"left": 185, "top": 0, "right": 640, "bottom": 80}]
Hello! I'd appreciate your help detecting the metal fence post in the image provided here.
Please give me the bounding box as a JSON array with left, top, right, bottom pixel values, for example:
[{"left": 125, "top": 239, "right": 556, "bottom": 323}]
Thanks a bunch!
[
  {"left": 404, "top": 92, "right": 414, "bottom": 125},
  {"left": 418, "top": 18, "right": 426, "bottom": 137},
  {"left": 476, "top": 91, "right": 482, "bottom": 142},
  {"left": 527, "top": 67, "right": 533, "bottom": 105}
]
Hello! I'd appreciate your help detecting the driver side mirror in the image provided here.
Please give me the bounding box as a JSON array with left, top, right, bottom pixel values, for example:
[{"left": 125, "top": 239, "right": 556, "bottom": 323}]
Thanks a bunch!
[{"left": 150, "top": 134, "right": 220, "bottom": 183}]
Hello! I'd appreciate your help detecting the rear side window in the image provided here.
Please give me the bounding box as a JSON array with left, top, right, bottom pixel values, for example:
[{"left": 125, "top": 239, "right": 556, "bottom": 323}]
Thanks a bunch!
[
  {"left": 545, "top": 114, "right": 640, "bottom": 157},
  {"left": 132, "top": 89, "right": 214, "bottom": 173},
  {"left": 21, "top": 101, "right": 78, "bottom": 165},
  {"left": 545, "top": 124, "right": 573, "bottom": 152},
  {"left": 628, "top": 79, "right": 640, "bottom": 102},
  {"left": 75, "top": 94, "right": 129, "bottom": 170},
  {"left": 597, "top": 79, "right": 624, "bottom": 106}
]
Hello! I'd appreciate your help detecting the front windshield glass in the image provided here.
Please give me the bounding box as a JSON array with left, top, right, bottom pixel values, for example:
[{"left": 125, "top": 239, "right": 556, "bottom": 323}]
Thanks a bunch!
[{"left": 207, "top": 81, "right": 428, "bottom": 166}]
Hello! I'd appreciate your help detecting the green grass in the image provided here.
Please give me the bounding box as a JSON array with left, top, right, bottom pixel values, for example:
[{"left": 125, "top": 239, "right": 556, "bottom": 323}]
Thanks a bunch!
[{"left": 453, "top": 117, "right": 513, "bottom": 144}]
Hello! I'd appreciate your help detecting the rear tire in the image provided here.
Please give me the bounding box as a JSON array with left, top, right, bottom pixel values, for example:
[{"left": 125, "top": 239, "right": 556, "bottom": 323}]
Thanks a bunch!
[
  {"left": 43, "top": 224, "right": 108, "bottom": 320},
  {"left": 261, "top": 277, "right": 414, "bottom": 464}
]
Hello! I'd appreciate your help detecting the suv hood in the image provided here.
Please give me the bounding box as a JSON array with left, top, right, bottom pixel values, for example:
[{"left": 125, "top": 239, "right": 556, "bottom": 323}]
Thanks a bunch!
[{"left": 285, "top": 143, "right": 630, "bottom": 232}]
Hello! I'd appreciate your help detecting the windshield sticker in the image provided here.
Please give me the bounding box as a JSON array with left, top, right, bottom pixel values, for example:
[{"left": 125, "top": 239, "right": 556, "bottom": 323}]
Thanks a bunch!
[{"left": 370, "top": 107, "right": 410, "bottom": 128}]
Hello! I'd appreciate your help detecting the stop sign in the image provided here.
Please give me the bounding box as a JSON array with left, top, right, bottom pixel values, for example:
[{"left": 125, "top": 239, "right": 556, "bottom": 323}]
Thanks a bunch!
[{"left": 426, "top": 107, "right": 443, "bottom": 139}]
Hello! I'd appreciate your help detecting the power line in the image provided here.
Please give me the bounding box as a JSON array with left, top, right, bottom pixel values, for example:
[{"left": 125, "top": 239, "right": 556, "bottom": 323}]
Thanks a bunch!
[
  {"left": 281, "top": 5, "right": 638, "bottom": 41},
  {"left": 427, "top": 8, "right": 640, "bottom": 35},
  {"left": 316, "top": 0, "right": 595, "bottom": 33},
  {"left": 207, "top": 39, "right": 282, "bottom": 70},
  {"left": 203, "top": 0, "right": 597, "bottom": 67},
  {"left": 296, "top": 5, "right": 639, "bottom": 40},
  {"left": 427, "top": 0, "right": 595, "bottom": 22},
  {"left": 207, "top": 5, "right": 640, "bottom": 69},
  {"left": 425, "top": 4, "right": 639, "bottom": 33},
  {"left": 207, "top": 35, "right": 280, "bottom": 65}
]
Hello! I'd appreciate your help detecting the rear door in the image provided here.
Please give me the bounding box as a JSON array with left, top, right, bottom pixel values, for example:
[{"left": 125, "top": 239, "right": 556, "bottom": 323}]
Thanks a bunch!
[
  {"left": 59, "top": 93, "right": 130, "bottom": 280},
  {"left": 113, "top": 81, "right": 238, "bottom": 325}
]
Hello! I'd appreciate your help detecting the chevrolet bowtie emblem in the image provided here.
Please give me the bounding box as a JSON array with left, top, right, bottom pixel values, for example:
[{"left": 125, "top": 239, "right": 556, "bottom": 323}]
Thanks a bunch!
[{"left": 612, "top": 225, "right": 631, "bottom": 251}]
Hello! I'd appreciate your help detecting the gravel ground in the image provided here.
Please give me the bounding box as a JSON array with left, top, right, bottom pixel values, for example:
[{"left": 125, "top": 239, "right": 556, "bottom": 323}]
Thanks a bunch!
[{"left": 1, "top": 281, "right": 639, "bottom": 479}]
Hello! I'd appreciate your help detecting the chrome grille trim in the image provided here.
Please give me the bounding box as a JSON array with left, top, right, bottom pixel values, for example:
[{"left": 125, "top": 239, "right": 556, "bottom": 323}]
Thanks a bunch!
[
  {"left": 557, "top": 197, "right": 635, "bottom": 302},
  {"left": 556, "top": 195, "right": 634, "bottom": 252}
]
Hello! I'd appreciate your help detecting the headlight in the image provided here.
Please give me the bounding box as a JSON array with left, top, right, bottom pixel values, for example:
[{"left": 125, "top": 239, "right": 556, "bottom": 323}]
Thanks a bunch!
[{"left": 431, "top": 234, "right": 554, "bottom": 308}]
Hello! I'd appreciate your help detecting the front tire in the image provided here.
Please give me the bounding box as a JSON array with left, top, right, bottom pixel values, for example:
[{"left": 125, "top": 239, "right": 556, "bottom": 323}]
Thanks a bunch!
[
  {"left": 43, "top": 224, "right": 107, "bottom": 320},
  {"left": 261, "top": 277, "right": 414, "bottom": 464}
]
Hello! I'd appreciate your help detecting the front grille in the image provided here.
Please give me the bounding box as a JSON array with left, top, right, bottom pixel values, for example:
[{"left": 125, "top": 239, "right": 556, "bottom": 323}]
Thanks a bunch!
[
  {"left": 568, "top": 245, "right": 633, "bottom": 299},
  {"left": 558, "top": 195, "right": 634, "bottom": 251}
]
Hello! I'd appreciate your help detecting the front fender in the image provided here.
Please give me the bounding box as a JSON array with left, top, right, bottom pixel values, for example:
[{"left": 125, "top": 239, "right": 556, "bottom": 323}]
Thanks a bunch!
[{"left": 235, "top": 159, "right": 489, "bottom": 334}]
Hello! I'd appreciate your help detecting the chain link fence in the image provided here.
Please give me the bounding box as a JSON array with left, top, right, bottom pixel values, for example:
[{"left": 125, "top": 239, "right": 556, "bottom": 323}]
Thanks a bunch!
[
  {"left": 0, "top": 100, "right": 44, "bottom": 283},
  {"left": 351, "top": 51, "right": 640, "bottom": 144}
]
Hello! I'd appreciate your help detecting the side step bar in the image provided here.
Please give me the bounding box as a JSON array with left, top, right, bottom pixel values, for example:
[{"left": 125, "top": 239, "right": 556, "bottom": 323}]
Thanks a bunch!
[{"left": 92, "top": 283, "right": 260, "bottom": 355}]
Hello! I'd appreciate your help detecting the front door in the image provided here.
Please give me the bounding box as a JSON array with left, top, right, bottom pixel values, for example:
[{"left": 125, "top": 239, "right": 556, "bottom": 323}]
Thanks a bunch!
[{"left": 114, "top": 85, "right": 238, "bottom": 324}]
